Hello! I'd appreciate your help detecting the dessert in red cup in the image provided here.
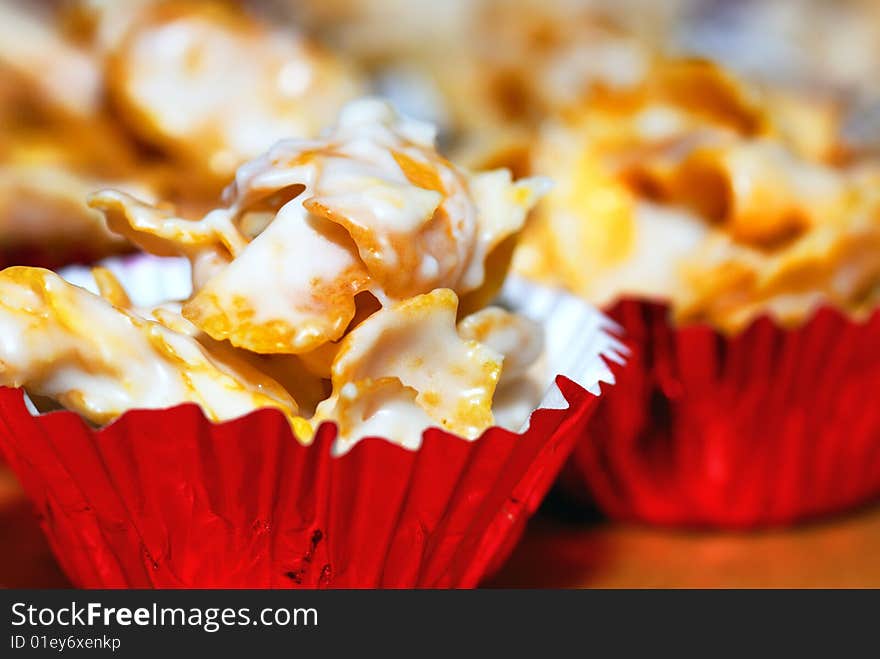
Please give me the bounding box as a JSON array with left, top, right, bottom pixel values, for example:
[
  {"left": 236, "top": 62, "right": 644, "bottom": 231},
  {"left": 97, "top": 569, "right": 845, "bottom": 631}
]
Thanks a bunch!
[
  {"left": 0, "top": 100, "right": 622, "bottom": 586},
  {"left": 517, "top": 59, "right": 880, "bottom": 528}
]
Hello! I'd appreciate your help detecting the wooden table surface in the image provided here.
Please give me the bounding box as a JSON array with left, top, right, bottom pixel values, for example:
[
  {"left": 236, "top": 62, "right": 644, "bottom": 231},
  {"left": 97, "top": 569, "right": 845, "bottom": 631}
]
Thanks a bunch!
[
  {"left": 2, "top": 466, "right": 878, "bottom": 588},
  {"left": 489, "top": 505, "right": 880, "bottom": 588}
]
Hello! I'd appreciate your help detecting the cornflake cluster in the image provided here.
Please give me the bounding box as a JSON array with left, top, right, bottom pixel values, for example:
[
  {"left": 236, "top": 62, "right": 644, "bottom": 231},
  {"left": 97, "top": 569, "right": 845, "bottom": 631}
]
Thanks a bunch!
[
  {"left": 516, "top": 59, "right": 880, "bottom": 332},
  {"left": 0, "top": 100, "right": 548, "bottom": 450},
  {"left": 0, "top": 0, "right": 360, "bottom": 263}
]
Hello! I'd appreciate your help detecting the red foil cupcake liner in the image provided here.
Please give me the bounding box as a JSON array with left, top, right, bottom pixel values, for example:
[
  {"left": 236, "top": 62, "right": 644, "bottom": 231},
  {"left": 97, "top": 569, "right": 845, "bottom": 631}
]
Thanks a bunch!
[
  {"left": 0, "top": 376, "right": 604, "bottom": 588},
  {"left": 565, "top": 298, "right": 880, "bottom": 529}
]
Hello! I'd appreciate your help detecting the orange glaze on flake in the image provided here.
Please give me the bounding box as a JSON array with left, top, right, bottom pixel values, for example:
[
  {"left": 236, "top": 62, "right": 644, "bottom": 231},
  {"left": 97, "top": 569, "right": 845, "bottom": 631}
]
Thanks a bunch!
[
  {"left": 458, "top": 308, "right": 512, "bottom": 343},
  {"left": 303, "top": 196, "right": 455, "bottom": 299},
  {"left": 391, "top": 150, "right": 447, "bottom": 194},
  {"left": 649, "top": 59, "right": 767, "bottom": 136},
  {"left": 90, "top": 267, "right": 132, "bottom": 308}
]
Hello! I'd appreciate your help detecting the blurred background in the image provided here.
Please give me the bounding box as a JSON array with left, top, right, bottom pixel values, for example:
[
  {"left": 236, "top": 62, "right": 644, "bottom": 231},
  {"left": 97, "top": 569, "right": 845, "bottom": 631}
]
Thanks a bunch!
[{"left": 1, "top": 0, "right": 879, "bottom": 586}]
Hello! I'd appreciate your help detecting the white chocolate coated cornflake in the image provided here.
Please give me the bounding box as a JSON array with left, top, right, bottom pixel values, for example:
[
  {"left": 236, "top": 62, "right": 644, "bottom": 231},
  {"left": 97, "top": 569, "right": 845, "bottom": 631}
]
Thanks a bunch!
[
  {"left": 89, "top": 99, "right": 549, "bottom": 354},
  {"left": 0, "top": 267, "right": 305, "bottom": 432},
  {"left": 314, "top": 288, "right": 503, "bottom": 449},
  {"left": 517, "top": 59, "right": 880, "bottom": 332},
  {"left": 3, "top": 100, "right": 550, "bottom": 449}
]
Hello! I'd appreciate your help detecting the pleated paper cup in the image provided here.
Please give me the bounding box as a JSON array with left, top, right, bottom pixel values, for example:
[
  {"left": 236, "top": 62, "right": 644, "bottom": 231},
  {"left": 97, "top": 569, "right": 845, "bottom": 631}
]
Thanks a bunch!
[
  {"left": 0, "top": 255, "right": 624, "bottom": 588},
  {"left": 564, "top": 297, "right": 880, "bottom": 529}
]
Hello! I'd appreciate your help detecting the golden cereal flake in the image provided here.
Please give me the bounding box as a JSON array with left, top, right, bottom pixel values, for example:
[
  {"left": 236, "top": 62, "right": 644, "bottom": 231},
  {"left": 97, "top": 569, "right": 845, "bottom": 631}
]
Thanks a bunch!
[
  {"left": 0, "top": 267, "right": 305, "bottom": 432},
  {"left": 313, "top": 377, "right": 436, "bottom": 450},
  {"left": 88, "top": 189, "right": 246, "bottom": 258},
  {"left": 182, "top": 200, "right": 371, "bottom": 354},
  {"left": 316, "top": 288, "right": 502, "bottom": 442},
  {"left": 458, "top": 306, "right": 543, "bottom": 384}
]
